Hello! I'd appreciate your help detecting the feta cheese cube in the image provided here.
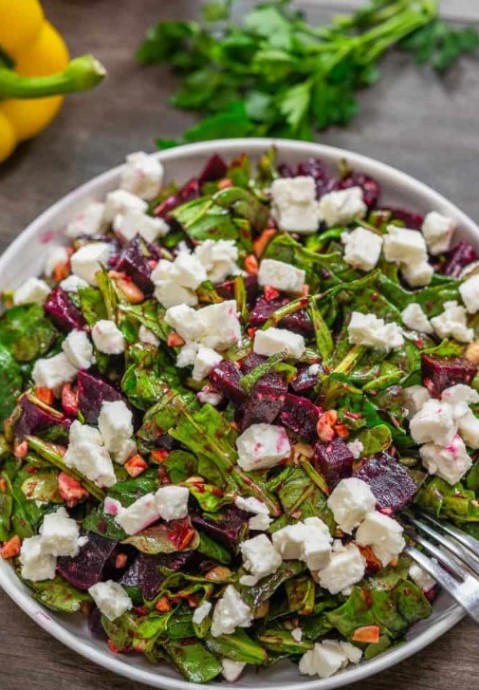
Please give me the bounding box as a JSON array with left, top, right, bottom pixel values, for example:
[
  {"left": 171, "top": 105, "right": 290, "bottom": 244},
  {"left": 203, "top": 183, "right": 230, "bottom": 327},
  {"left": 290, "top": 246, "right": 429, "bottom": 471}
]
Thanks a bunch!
[
  {"left": 120, "top": 151, "right": 163, "bottom": 200},
  {"left": 442, "top": 384, "right": 479, "bottom": 419},
  {"left": 254, "top": 327, "right": 306, "bottom": 359},
  {"left": 113, "top": 209, "right": 169, "bottom": 244},
  {"left": 13, "top": 277, "right": 51, "bottom": 305},
  {"left": 272, "top": 517, "right": 332, "bottom": 571},
  {"left": 69, "top": 419, "right": 103, "bottom": 446},
  {"left": 165, "top": 305, "right": 204, "bottom": 342},
  {"left": 240, "top": 534, "right": 282, "bottom": 585},
  {"left": 64, "top": 440, "right": 116, "bottom": 488},
  {"left": 291, "top": 628, "right": 303, "bottom": 642},
  {"left": 199, "top": 301, "right": 241, "bottom": 351},
  {"left": 103, "top": 189, "right": 147, "bottom": 223},
  {"left": 383, "top": 226, "right": 428, "bottom": 265},
  {"left": 339, "top": 641, "right": 362, "bottom": 664},
  {"left": 113, "top": 438, "right": 137, "bottom": 466},
  {"left": 409, "top": 398, "right": 456, "bottom": 446},
  {"left": 318, "top": 187, "right": 367, "bottom": 228},
  {"left": 114, "top": 493, "right": 159, "bottom": 534},
  {"left": 356, "top": 512, "right": 405, "bottom": 566},
  {"left": 221, "top": 659, "right": 246, "bottom": 683},
  {"left": 299, "top": 642, "right": 347, "bottom": 678},
  {"left": 88, "top": 580, "right": 133, "bottom": 621},
  {"left": 98, "top": 400, "right": 133, "bottom": 453},
  {"left": 342, "top": 227, "right": 383, "bottom": 272},
  {"left": 195, "top": 240, "right": 240, "bottom": 284},
  {"left": 327, "top": 478, "right": 376, "bottom": 534},
  {"left": 430, "top": 300, "right": 473, "bottom": 343},
  {"left": 39, "top": 507, "right": 83, "bottom": 558},
  {"left": 236, "top": 423, "right": 291, "bottom": 471},
  {"left": 271, "top": 176, "right": 322, "bottom": 234},
  {"left": 401, "top": 303, "right": 433, "bottom": 334},
  {"left": 154, "top": 281, "right": 198, "bottom": 309},
  {"left": 258, "top": 258, "right": 305, "bottom": 294},
  {"left": 192, "top": 600, "right": 212, "bottom": 625},
  {"left": 348, "top": 311, "right": 404, "bottom": 351},
  {"left": 92, "top": 319, "right": 125, "bottom": 354},
  {"left": 317, "top": 543, "right": 366, "bottom": 595},
  {"left": 197, "top": 388, "right": 223, "bottom": 407},
  {"left": 71, "top": 242, "right": 111, "bottom": 286},
  {"left": 138, "top": 325, "right": 160, "bottom": 347},
  {"left": 60, "top": 275, "right": 89, "bottom": 293},
  {"left": 177, "top": 342, "right": 199, "bottom": 369},
  {"left": 409, "top": 563, "right": 436, "bottom": 592},
  {"left": 457, "top": 410, "right": 479, "bottom": 449},
  {"left": 192, "top": 345, "right": 223, "bottom": 382},
  {"left": 210, "top": 585, "right": 252, "bottom": 637},
  {"left": 32, "top": 352, "right": 78, "bottom": 389},
  {"left": 235, "top": 496, "right": 271, "bottom": 531},
  {"left": 20, "top": 536, "right": 57, "bottom": 582},
  {"left": 403, "top": 385, "right": 431, "bottom": 418},
  {"left": 422, "top": 211, "right": 455, "bottom": 255},
  {"left": 171, "top": 251, "right": 207, "bottom": 289},
  {"left": 400, "top": 259, "right": 433, "bottom": 288},
  {"left": 460, "top": 274, "right": 479, "bottom": 315},
  {"left": 44, "top": 246, "right": 69, "bottom": 277},
  {"left": 66, "top": 201, "right": 105, "bottom": 238},
  {"left": 420, "top": 435, "right": 472, "bottom": 485},
  {"left": 62, "top": 330, "right": 94, "bottom": 370},
  {"left": 155, "top": 485, "right": 189, "bottom": 521}
]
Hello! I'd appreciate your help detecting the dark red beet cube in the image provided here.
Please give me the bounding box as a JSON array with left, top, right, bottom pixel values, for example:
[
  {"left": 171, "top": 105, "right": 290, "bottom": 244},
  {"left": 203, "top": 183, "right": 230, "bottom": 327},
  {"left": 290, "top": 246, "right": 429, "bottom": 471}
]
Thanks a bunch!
[
  {"left": 291, "top": 365, "right": 322, "bottom": 394},
  {"left": 239, "top": 384, "right": 285, "bottom": 430},
  {"left": 57, "top": 533, "right": 118, "bottom": 591},
  {"left": 249, "top": 297, "right": 313, "bottom": 337},
  {"left": 209, "top": 360, "right": 246, "bottom": 404},
  {"left": 240, "top": 353, "right": 266, "bottom": 373},
  {"left": 77, "top": 370, "right": 124, "bottom": 424},
  {"left": 440, "top": 240, "right": 478, "bottom": 277},
  {"left": 120, "top": 552, "right": 196, "bottom": 601},
  {"left": 217, "top": 274, "right": 258, "bottom": 306},
  {"left": 199, "top": 154, "right": 228, "bottom": 185},
  {"left": 314, "top": 437, "right": 354, "bottom": 488},
  {"left": 381, "top": 207, "right": 424, "bottom": 230},
  {"left": 116, "top": 235, "right": 154, "bottom": 294},
  {"left": 280, "top": 394, "right": 321, "bottom": 442},
  {"left": 191, "top": 506, "right": 249, "bottom": 554},
  {"left": 339, "top": 173, "right": 381, "bottom": 208},
  {"left": 354, "top": 453, "right": 417, "bottom": 512},
  {"left": 421, "top": 354, "right": 478, "bottom": 395},
  {"left": 44, "top": 288, "right": 86, "bottom": 332},
  {"left": 14, "top": 396, "right": 71, "bottom": 441}
]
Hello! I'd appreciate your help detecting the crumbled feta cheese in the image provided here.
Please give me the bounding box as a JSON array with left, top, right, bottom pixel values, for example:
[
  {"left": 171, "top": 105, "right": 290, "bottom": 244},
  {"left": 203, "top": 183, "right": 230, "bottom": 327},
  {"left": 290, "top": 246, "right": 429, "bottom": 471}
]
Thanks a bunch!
[
  {"left": 210, "top": 585, "right": 253, "bottom": 637},
  {"left": 342, "top": 227, "right": 383, "bottom": 272},
  {"left": 62, "top": 330, "right": 94, "bottom": 370},
  {"left": 192, "top": 600, "right": 212, "bottom": 625},
  {"left": 155, "top": 281, "right": 198, "bottom": 309},
  {"left": 291, "top": 627, "right": 303, "bottom": 642},
  {"left": 403, "top": 385, "right": 431, "bottom": 418},
  {"left": 120, "top": 151, "right": 163, "bottom": 201},
  {"left": 409, "top": 398, "right": 456, "bottom": 446},
  {"left": 138, "top": 325, "right": 160, "bottom": 347},
  {"left": 70, "top": 242, "right": 111, "bottom": 286},
  {"left": 195, "top": 239, "right": 240, "bottom": 284},
  {"left": 236, "top": 423, "right": 291, "bottom": 471},
  {"left": 254, "top": 327, "right": 306, "bottom": 359},
  {"left": 198, "top": 301, "right": 242, "bottom": 351},
  {"left": 348, "top": 311, "right": 404, "bottom": 351},
  {"left": 383, "top": 225, "right": 428, "bottom": 265},
  {"left": 409, "top": 563, "right": 436, "bottom": 592},
  {"left": 460, "top": 274, "right": 479, "bottom": 315},
  {"left": 401, "top": 303, "right": 433, "bottom": 334},
  {"left": 113, "top": 438, "right": 137, "bottom": 466},
  {"left": 430, "top": 300, "right": 473, "bottom": 343},
  {"left": 346, "top": 439, "right": 364, "bottom": 460},
  {"left": 114, "top": 493, "right": 160, "bottom": 534},
  {"left": 258, "top": 258, "right": 305, "bottom": 294},
  {"left": 221, "top": 659, "right": 246, "bottom": 682},
  {"left": 457, "top": 410, "right": 479, "bottom": 449},
  {"left": 13, "top": 277, "right": 51, "bottom": 305},
  {"left": 299, "top": 641, "right": 347, "bottom": 678},
  {"left": 442, "top": 384, "right": 479, "bottom": 419},
  {"left": 88, "top": 580, "right": 133, "bottom": 621},
  {"left": 308, "top": 363, "right": 321, "bottom": 376},
  {"left": 165, "top": 305, "right": 205, "bottom": 343},
  {"left": 44, "top": 246, "right": 69, "bottom": 277},
  {"left": 103, "top": 189, "right": 147, "bottom": 223},
  {"left": 271, "top": 177, "right": 322, "bottom": 234},
  {"left": 197, "top": 388, "right": 223, "bottom": 407},
  {"left": 92, "top": 319, "right": 126, "bottom": 354},
  {"left": 39, "top": 507, "right": 84, "bottom": 558},
  {"left": 64, "top": 420, "right": 117, "bottom": 488},
  {"left": 356, "top": 512, "right": 405, "bottom": 566},
  {"left": 319, "top": 187, "right": 367, "bottom": 228},
  {"left": 60, "top": 275, "right": 89, "bottom": 293},
  {"left": 340, "top": 641, "right": 363, "bottom": 664},
  {"left": 420, "top": 435, "right": 472, "bottom": 485},
  {"left": 272, "top": 517, "right": 332, "bottom": 571},
  {"left": 234, "top": 496, "right": 271, "bottom": 531},
  {"left": 66, "top": 201, "right": 105, "bottom": 238},
  {"left": 32, "top": 352, "right": 78, "bottom": 389},
  {"left": 192, "top": 345, "right": 223, "bottom": 382},
  {"left": 20, "top": 536, "right": 57, "bottom": 582},
  {"left": 240, "top": 534, "right": 282, "bottom": 585},
  {"left": 98, "top": 400, "right": 133, "bottom": 454},
  {"left": 70, "top": 419, "right": 103, "bottom": 446},
  {"left": 422, "top": 211, "right": 455, "bottom": 255},
  {"left": 155, "top": 485, "right": 189, "bottom": 522},
  {"left": 317, "top": 543, "right": 366, "bottom": 595},
  {"left": 401, "top": 260, "right": 433, "bottom": 288},
  {"left": 327, "top": 478, "right": 376, "bottom": 534},
  {"left": 113, "top": 209, "right": 169, "bottom": 244},
  {"left": 171, "top": 251, "right": 208, "bottom": 289}
]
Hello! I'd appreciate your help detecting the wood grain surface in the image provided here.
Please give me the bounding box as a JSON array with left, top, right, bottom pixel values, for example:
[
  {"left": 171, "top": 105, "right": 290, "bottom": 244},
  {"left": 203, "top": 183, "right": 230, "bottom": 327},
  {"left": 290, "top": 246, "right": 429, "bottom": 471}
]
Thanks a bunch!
[{"left": 1, "top": 1, "right": 479, "bottom": 689}]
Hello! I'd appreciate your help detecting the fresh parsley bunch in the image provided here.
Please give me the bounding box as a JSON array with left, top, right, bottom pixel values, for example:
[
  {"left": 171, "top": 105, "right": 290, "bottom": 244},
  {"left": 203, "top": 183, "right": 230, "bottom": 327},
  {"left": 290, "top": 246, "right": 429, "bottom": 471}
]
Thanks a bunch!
[{"left": 137, "top": 0, "right": 479, "bottom": 147}]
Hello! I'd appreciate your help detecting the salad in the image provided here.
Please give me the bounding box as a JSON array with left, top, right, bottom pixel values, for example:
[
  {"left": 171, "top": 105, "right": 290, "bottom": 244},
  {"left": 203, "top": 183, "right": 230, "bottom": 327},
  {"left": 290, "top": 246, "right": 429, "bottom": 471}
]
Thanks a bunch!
[{"left": 1, "top": 148, "right": 479, "bottom": 684}]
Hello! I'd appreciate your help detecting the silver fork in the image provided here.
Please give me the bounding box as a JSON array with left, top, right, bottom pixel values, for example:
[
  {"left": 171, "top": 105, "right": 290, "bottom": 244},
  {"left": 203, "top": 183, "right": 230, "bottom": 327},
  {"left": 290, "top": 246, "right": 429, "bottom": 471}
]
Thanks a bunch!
[{"left": 403, "top": 510, "right": 479, "bottom": 624}]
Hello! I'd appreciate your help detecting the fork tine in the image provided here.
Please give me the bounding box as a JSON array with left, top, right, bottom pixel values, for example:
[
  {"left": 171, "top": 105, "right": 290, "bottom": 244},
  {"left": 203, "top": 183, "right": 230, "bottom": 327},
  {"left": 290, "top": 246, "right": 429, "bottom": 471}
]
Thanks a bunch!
[
  {"left": 407, "top": 531, "right": 467, "bottom": 581},
  {"left": 407, "top": 515, "right": 479, "bottom": 577},
  {"left": 418, "top": 512, "right": 479, "bottom": 558}
]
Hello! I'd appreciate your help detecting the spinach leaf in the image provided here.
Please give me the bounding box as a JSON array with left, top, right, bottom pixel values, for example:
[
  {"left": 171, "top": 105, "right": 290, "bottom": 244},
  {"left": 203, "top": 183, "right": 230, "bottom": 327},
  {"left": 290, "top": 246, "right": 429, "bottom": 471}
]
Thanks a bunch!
[
  {"left": 0, "top": 344, "right": 23, "bottom": 423},
  {"left": 0, "top": 304, "right": 57, "bottom": 362},
  {"left": 165, "top": 638, "right": 222, "bottom": 683},
  {"left": 27, "top": 575, "right": 91, "bottom": 613}
]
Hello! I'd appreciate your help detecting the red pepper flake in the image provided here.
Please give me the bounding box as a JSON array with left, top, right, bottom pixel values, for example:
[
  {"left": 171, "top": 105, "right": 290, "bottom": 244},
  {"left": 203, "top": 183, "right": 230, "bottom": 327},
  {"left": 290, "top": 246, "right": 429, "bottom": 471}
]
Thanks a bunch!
[
  {"left": 247, "top": 327, "right": 256, "bottom": 339},
  {"left": 0, "top": 479, "right": 6, "bottom": 493}
]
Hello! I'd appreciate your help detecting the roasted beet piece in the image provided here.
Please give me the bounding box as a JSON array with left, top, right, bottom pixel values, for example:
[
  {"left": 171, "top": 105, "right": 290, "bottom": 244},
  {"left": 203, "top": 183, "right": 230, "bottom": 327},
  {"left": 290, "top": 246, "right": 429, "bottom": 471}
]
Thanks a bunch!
[
  {"left": 209, "top": 360, "right": 246, "bottom": 404},
  {"left": 191, "top": 506, "right": 249, "bottom": 554},
  {"left": 88, "top": 606, "right": 107, "bottom": 639},
  {"left": 421, "top": 354, "right": 478, "bottom": 395},
  {"left": 57, "top": 533, "right": 117, "bottom": 591},
  {"left": 338, "top": 173, "right": 380, "bottom": 208},
  {"left": 44, "top": 288, "right": 86, "bottom": 332},
  {"left": 77, "top": 370, "right": 123, "bottom": 424},
  {"left": 240, "top": 353, "right": 266, "bottom": 373},
  {"left": 314, "top": 437, "right": 354, "bottom": 488},
  {"left": 154, "top": 178, "right": 200, "bottom": 219},
  {"left": 239, "top": 384, "right": 285, "bottom": 430},
  {"left": 120, "top": 552, "right": 197, "bottom": 600},
  {"left": 381, "top": 207, "right": 424, "bottom": 230},
  {"left": 296, "top": 158, "right": 333, "bottom": 197},
  {"left": 14, "top": 396, "right": 71, "bottom": 441},
  {"left": 116, "top": 235, "right": 154, "bottom": 294},
  {"left": 199, "top": 154, "right": 228, "bottom": 185},
  {"left": 291, "top": 365, "right": 322, "bottom": 394},
  {"left": 249, "top": 297, "right": 313, "bottom": 337},
  {"left": 280, "top": 394, "right": 321, "bottom": 442},
  {"left": 439, "top": 240, "right": 478, "bottom": 278},
  {"left": 354, "top": 453, "right": 417, "bottom": 512},
  {"left": 217, "top": 274, "right": 258, "bottom": 306}
]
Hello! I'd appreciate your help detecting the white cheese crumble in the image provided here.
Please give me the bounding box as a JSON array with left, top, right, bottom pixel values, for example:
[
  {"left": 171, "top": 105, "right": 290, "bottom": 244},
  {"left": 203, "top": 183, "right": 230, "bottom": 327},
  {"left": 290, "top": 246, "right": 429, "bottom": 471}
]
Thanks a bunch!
[
  {"left": 253, "top": 327, "right": 306, "bottom": 359},
  {"left": 291, "top": 627, "right": 303, "bottom": 643},
  {"left": 356, "top": 511, "right": 405, "bottom": 567},
  {"left": 138, "top": 325, "right": 160, "bottom": 347},
  {"left": 299, "top": 639, "right": 362, "bottom": 679},
  {"left": 459, "top": 274, "right": 479, "bottom": 315},
  {"left": 409, "top": 398, "right": 456, "bottom": 446},
  {"left": 110, "top": 485, "right": 189, "bottom": 535},
  {"left": 327, "top": 478, "right": 376, "bottom": 534},
  {"left": 120, "top": 151, "right": 163, "bottom": 201},
  {"left": 103, "top": 189, "right": 148, "bottom": 223},
  {"left": 64, "top": 420, "right": 117, "bottom": 488},
  {"left": 317, "top": 542, "right": 366, "bottom": 595},
  {"left": 341, "top": 226, "right": 383, "bottom": 272},
  {"left": 430, "top": 300, "right": 473, "bottom": 343},
  {"left": 421, "top": 211, "right": 455, "bottom": 255},
  {"left": 403, "top": 385, "right": 431, "bottom": 419},
  {"left": 409, "top": 563, "right": 436, "bottom": 592},
  {"left": 32, "top": 352, "right": 79, "bottom": 389},
  {"left": 271, "top": 176, "right": 322, "bottom": 234},
  {"left": 66, "top": 201, "right": 105, "bottom": 238},
  {"left": 347, "top": 439, "right": 364, "bottom": 460},
  {"left": 98, "top": 400, "right": 133, "bottom": 454},
  {"left": 192, "top": 600, "right": 212, "bottom": 625},
  {"left": 88, "top": 580, "right": 133, "bottom": 621},
  {"left": 400, "top": 259, "right": 434, "bottom": 288},
  {"left": 401, "top": 303, "right": 433, "bottom": 334},
  {"left": 92, "top": 319, "right": 126, "bottom": 354},
  {"left": 13, "top": 277, "right": 51, "bottom": 305},
  {"left": 192, "top": 345, "right": 223, "bottom": 382},
  {"left": 19, "top": 536, "right": 57, "bottom": 582},
  {"left": 221, "top": 659, "right": 246, "bottom": 682},
  {"left": 257, "top": 258, "right": 305, "bottom": 294},
  {"left": 272, "top": 517, "right": 332, "bottom": 571},
  {"left": 420, "top": 435, "right": 472, "bottom": 485},
  {"left": 236, "top": 423, "right": 291, "bottom": 471},
  {"left": 70, "top": 241, "right": 111, "bottom": 286},
  {"left": 44, "top": 246, "right": 69, "bottom": 277},
  {"left": 39, "top": 507, "right": 86, "bottom": 558},
  {"left": 348, "top": 311, "right": 404, "bottom": 351},
  {"left": 318, "top": 187, "right": 367, "bottom": 228},
  {"left": 155, "top": 485, "right": 190, "bottom": 522},
  {"left": 234, "top": 496, "right": 271, "bottom": 531},
  {"left": 383, "top": 225, "right": 428, "bottom": 265},
  {"left": 210, "top": 585, "right": 253, "bottom": 637},
  {"left": 195, "top": 239, "right": 241, "bottom": 284},
  {"left": 239, "top": 534, "right": 282, "bottom": 585},
  {"left": 60, "top": 275, "right": 89, "bottom": 293},
  {"left": 113, "top": 209, "right": 169, "bottom": 244},
  {"left": 62, "top": 330, "right": 94, "bottom": 370}
]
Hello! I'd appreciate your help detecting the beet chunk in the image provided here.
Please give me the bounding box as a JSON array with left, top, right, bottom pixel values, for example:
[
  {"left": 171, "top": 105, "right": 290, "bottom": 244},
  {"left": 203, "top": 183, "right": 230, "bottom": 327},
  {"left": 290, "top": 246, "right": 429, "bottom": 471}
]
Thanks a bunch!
[
  {"left": 44, "top": 288, "right": 86, "bottom": 332},
  {"left": 240, "top": 353, "right": 266, "bottom": 374},
  {"left": 314, "top": 437, "right": 354, "bottom": 488},
  {"left": 14, "top": 396, "right": 71, "bottom": 441},
  {"left": 217, "top": 274, "right": 258, "bottom": 306},
  {"left": 381, "top": 207, "right": 424, "bottom": 230},
  {"left": 240, "top": 385, "right": 285, "bottom": 430},
  {"left": 57, "top": 533, "right": 117, "bottom": 591},
  {"left": 116, "top": 235, "right": 154, "bottom": 294},
  {"left": 249, "top": 297, "right": 313, "bottom": 337},
  {"left": 77, "top": 370, "right": 123, "bottom": 424},
  {"left": 354, "top": 453, "right": 417, "bottom": 512},
  {"left": 280, "top": 394, "right": 321, "bottom": 442},
  {"left": 88, "top": 606, "right": 108, "bottom": 639},
  {"left": 338, "top": 173, "right": 380, "bottom": 208},
  {"left": 191, "top": 506, "right": 249, "bottom": 554},
  {"left": 440, "top": 240, "right": 478, "bottom": 278},
  {"left": 421, "top": 354, "right": 478, "bottom": 395},
  {"left": 120, "top": 552, "right": 192, "bottom": 600},
  {"left": 209, "top": 360, "right": 246, "bottom": 404},
  {"left": 199, "top": 154, "right": 228, "bottom": 185},
  {"left": 291, "top": 365, "right": 322, "bottom": 394}
]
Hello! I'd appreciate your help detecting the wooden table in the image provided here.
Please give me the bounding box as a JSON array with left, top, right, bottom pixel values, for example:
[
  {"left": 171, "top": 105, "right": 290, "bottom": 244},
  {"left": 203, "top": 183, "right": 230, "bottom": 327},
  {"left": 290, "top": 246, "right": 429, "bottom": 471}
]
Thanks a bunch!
[{"left": 0, "top": 1, "right": 478, "bottom": 688}]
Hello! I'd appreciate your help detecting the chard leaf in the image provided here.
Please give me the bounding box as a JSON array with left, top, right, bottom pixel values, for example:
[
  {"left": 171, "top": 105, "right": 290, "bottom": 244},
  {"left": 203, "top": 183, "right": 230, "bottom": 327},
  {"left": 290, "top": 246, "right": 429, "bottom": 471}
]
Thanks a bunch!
[
  {"left": 123, "top": 518, "right": 200, "bottom": 555},
  {"left": 21, "top": 471, "right": 62, "bottom": 504},
  {"left": 259, "top": 628, "right": 313, "bottom": 654},
  {"left": 0, "top": 344, "right": 23, "bottom": 423},
  {"left": 0, "top": 304, "right": 57, "bottom": 362},
  {"left": 206, "top": 628, "right": 268, "bottom": 664},
  {"left": 27, "top": 575, "right": 91, "bottom": 613},
  {"left": 165, "top": 638, "right": 222, "bottom": 683}
]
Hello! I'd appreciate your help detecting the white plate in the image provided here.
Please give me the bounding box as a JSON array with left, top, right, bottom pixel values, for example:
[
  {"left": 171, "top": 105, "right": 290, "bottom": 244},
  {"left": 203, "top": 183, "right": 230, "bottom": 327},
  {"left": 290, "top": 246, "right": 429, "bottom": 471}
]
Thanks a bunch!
[{"left": 0, "top": 138, "right": 472, "bottom": 690}]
